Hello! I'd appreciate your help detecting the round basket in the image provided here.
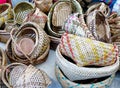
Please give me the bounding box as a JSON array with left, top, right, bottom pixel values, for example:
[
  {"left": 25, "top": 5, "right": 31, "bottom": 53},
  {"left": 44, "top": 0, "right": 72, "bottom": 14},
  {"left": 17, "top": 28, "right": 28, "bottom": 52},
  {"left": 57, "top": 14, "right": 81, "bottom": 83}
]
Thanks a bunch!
[
  {"left": 0, "top": 3, "right": 13, "bottom": 28},
  {"left": 6, "top": 22, "right": 50, "bottom": 65},
  {"left": 13, "top": 1, "right": 34, "bottom": 24},
  {"left": 86, "top": 2, "right": 110, "bottom": 17},
  {"left": 0, "top": 48, "right": 7, "bottom": 79},
  {"left": 47, "top": 0, "right": 83, "bottom": 38},
  {"left": 56, "top": 45, "right": 119, "bottom": 81},
  {"left": 2, "top": 63, "right": 51, "bottom": 88},
  {"left": 55, "top": 65, "right": 115, "bottom": 88},
  {"left": 86, "top": 10, "right": 111, "bottom": 43}
]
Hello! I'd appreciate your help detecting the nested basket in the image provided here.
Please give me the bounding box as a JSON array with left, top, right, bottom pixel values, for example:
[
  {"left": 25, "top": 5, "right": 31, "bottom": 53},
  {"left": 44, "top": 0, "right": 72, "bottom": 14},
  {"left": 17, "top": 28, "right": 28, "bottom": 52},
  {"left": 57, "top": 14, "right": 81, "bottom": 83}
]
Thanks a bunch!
[
  {"left": 13, "top": 1, "right": 34, "bottom": 24},
  {"left": 86, "top": 10, "right": 111, "bottom": 43},
  {"left": 2, "top": 63, "right": 51, "bottom": 88},
  {"left": 55, "top": 65, "right": 115, "bottom": 88},
  {"left": 6, "top": 22, "right": 50, "bottom": 65},
  {"left": 0, "top": 48, "right": 7, "bottom": 79},
  {"left": 0, "top": 3, "right": 13, "bottom": 28},
  {"left": 56, "top": 45, "right": 119, "bottom": 81},
  {"left": 47, "top": 0, "right": 83, "bottom": 48},
  {"left": 86, "top": 2, "right": 110, "bottom": 17}
]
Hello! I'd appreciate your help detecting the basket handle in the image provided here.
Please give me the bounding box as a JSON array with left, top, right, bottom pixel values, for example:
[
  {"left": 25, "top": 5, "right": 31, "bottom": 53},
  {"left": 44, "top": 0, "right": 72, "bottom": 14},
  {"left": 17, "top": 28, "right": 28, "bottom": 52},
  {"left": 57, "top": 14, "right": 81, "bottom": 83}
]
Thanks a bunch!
[{"left": 10, "top": 28, "right": 34, "bottom": 64}]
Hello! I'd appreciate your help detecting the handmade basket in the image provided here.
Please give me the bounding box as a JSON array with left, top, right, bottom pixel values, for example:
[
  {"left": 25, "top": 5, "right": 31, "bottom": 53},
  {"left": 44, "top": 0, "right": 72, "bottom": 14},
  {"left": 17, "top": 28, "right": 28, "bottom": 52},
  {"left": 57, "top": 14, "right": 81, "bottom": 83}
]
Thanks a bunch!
[
  {"left": 86, "top": 2, "right": 110, "bottom": 17},
  {"left": 47, "top": 0, "right": 83, "bottom": 38},
  {"left": 56, "top": 45, "right": 119, "bottom": 81},
  {"left": 62, "top": 13, "right": 95, "bottom": 39},
  {"left": 13, "top": 1, "right": 34, "bottom": 24},
  {"left": 6, "top": 22, "right": 50, "bottom": 65},
  {"left": 34, "top": 0, "right": 53, "bottom": 13},
  {"left": 0, "top": 48, "right": 7, "bottom": 79},
  {"left": 24, "top": 8, "right": 47, "bottom": 29},
  {"left": 86, "top": 10, "right": 111, "bottom": 43},
  {"left": 2, "top": 63, "right": 51, "bottom": 88},
  {"left": 55, "top": 65, "right": 115, "bottom": 88},
  {"left": 0, "top": 3, "right": 12, "bottom": 28}
]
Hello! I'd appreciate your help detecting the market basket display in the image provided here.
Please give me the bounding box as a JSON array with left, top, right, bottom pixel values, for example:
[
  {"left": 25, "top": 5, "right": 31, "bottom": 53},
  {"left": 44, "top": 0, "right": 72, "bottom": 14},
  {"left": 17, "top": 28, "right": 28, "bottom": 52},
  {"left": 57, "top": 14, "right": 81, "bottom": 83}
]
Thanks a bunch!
[
  {"left": 13, "top": 1, "right": 34, "bottom": 24},
  {"left": 6, "top": 22, "right": 50, "bottom": 65},
  {"left": 56, "top": 43, "right": 119, "bottom": 81},
  {"left": 55, "top": 64, "right": 115, "bottom": 88},
  {"left": 2, "top": 63, "right": 51, "bottom": 88}
]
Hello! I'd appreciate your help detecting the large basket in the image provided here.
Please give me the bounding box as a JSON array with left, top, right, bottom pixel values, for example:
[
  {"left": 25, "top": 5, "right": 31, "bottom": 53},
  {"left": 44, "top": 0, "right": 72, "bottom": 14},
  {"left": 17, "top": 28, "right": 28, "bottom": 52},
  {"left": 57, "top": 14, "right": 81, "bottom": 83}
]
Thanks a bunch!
[
  {"left": 13, "top": 1, "right": 34, "bottom": 24},
  {"left": 2, "top": 63, "right": 51, "bottom": 88},
  {"left": 55, "top": 65, "right": 115, "bottom": 88},
  {"left": 47, "top": 0, "right": 83, "bottom": 38},
  {"left": 6, "top": 22, "right": 50, "bottom": 65},
  {"left": 56, "top": 45, "right": 119, "bottom": 81},
  {"left": 86, "top": 10, "right": 111, "bottom": 43}
]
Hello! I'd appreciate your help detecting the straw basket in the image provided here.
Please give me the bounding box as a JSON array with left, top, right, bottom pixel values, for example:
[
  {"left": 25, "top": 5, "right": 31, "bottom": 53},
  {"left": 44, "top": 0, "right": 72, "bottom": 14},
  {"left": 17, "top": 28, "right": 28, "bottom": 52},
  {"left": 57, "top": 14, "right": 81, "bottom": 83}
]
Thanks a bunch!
[
  {"left": 62, "top": 13, "right": 95, "bottom": 39},
  {"left": 34, "top": 0, "right": 53, "bottom": 13},
  {"left": 0, "top": 48, "right": 7, "bottom": 79},
  {"left": 47, "top": 0, "right": 83, "bottom": 38},
  {"left": 55, "top": 65, "right": 115, "bottom": 88},
  {"left": 56, "top": 45, "right": 119, "bottom": 81},
  {"left": 86, "top": 2, "right": 110, "bottom": 17},
  {"left": 6, "top": 22, "right": 50, "bottom": 65},
  {"left": 86, "top": 10, "right": 111, "bottom": 43},
  {"left": 24, "top": 8, "right": 47, "bottom": 29},
  {"left": 13, "top": 1, "right": 34, "bottom": 24},
  {"left": 2, "top": 63, "right": 51, "bottom": 88},
  {"left": 0, "top": 3, "right": 13, "bottom": 28}
]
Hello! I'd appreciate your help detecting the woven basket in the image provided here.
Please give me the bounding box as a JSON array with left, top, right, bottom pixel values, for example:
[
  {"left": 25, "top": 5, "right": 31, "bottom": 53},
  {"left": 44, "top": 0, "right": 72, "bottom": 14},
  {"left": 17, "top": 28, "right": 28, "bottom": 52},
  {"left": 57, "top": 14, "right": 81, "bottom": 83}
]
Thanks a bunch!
[
  {"left": 55, "top": 65, "right": 115, "bottom": 88},
  {"left": 6, "top": 22, "right": 50, "bottom": 65},
  {"left": 47, "top": 0, "right": 83, "bottom": 38},
  {"left": 62, "top": 13, "right": 95, "bottom": 39},
  {"left": 13, "top": 1, "right": 34, "bottom": 24},
  {"left": 0, "top": 3, "right": 13, "bottom": 28},
  {"left": 0, "top": 48, "right": 7, "bottom": 79},
  {"left": 34, "top": 0, "right": 53, "bottom": 13},
  {"left": 86, "top": 2, "right": 110, "bottom": 17},
  {"left": 24, "top": 8, "right": 47, "bottom": 29},
  {"left": 56, "top": 45, "right": 119, "bottom": 81},
  {"left": 2, "top": 63, "right": 51, "bottom": 88},
  {"left": 86, "top": 10, "right": 111, "bottom": 43}
]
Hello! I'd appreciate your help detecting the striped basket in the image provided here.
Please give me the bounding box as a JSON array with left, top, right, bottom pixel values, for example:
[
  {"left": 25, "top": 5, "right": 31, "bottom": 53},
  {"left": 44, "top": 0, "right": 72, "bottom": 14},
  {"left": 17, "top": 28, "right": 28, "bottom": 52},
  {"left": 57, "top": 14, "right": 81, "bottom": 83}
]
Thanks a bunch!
[
  {"left": 62, "top": 13, "right": 95, "bottom": 39},
  {"left": 0, "top": 48, "right": 7, "bottom": 79},
  {"left": 13, "top": 1, "right": 34, "bottom": 24},
  {"left": 2, "top": 63, "right": 51, "bottom": 88},
  {"left": 56, "top": 45, "right": 119, "bottom": 81},
  {"left": 55, "top": 65, "right": 115, "bottom": 88},
  {"left": 0, "top": 3, "right": 13, "bottom": 28},
  {"left": 47, "top": 0, "right": 83, "bottom": 38},
  {"left": 6, "top": 22, "right": 50, "bottom": 65},
  {"left": 86, "top": 2, "right": 110, "bottom": 17},
  {"left": 86, "top": 10, "right": 111, "bottom": 43}
]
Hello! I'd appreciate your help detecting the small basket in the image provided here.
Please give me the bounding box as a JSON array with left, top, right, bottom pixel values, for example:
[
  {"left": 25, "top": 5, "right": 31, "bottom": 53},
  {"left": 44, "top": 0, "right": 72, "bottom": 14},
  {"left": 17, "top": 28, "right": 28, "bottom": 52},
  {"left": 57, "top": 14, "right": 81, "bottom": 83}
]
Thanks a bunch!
[
  {"left": 47, "top": 0, "right": 83, "bottom": 38},
  {"left": 86, "top": 2, "right": 110, "bottom": 17},
  {"left": 13, "top": 1, "right": 34, "bottom": 24},
  {"left": 2, "top": 63, "right": 51, "bottom": 88},
  {"left": 86, "top": 10, "right": 111, "bottom": 43},
  {"left": 56, "top": 45, "right": 119, "bottom": 81},
  {"left": 6, "top": 22, "right": 50, "bottom": 65},
  {"left": 55, "top": 65, "right": 115, "bottom": 88}
]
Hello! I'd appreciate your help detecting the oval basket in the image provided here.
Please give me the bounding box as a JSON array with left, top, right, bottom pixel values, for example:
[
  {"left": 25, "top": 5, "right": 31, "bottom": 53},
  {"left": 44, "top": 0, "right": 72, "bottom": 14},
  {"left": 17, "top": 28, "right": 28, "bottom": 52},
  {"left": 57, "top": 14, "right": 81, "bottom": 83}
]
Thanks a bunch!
[
  {"left": 47, "top": 0, "right": 83, "bottom": 38},
  {"left": 2, "top": 63, "right": 51, "bottom": 88},
  {"left": 13, "top": 1, "right": 34, "bottom": 24},
  {"left": 55, "top": 65, "right": 115, "bottom": 88},
  {"left": 56, "top": 45, "right": 119, "bottom": 81}
]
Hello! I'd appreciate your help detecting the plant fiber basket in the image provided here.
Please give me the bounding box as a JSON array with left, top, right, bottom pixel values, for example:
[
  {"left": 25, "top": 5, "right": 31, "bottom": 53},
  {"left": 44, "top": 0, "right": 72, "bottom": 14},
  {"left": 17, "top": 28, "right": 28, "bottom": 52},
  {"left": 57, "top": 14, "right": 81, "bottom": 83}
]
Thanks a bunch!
[
  {"left": 2, "top": 63, "right": 51, "bottom": 88},
  {"left": 55, "top": 64, "right": 115, "bottom": 88},
  {"left": 56, "top": 45, "right": 119, "bottom": 81},
  {"left": 6, "top": 22, "right": 50, "bottom": 65}
]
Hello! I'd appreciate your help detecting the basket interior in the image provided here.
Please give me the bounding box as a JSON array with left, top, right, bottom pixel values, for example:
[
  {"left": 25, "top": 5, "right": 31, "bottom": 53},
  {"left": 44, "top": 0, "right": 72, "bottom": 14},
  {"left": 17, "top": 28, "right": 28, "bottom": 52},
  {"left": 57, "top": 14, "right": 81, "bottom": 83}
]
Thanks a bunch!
[{"left": 0, "top": 4, "right": 8, "bottom": 14}]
